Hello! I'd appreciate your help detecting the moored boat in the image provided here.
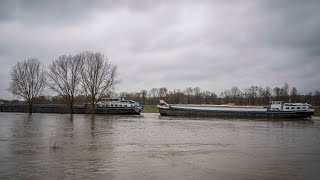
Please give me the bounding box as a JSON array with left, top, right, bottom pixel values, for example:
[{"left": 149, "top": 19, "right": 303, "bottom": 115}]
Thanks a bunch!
[
  {"left": 157, "top": 100, "right": 314, "bottom": 119},
  {"left": 96, "top": 98, "right": 143, "bottom": 114}
]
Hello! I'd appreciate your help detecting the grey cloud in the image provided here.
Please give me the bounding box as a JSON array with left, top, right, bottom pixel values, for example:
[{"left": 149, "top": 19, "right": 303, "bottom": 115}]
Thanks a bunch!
[
  {"left": 0, "top": 0, "right": 319, "bottom": 99},
  {"left": 254, "top": 0, "right": 320, "bottom": 51},
  {"left": 0, "top": 0, "right": 170, "bottom": 25}
]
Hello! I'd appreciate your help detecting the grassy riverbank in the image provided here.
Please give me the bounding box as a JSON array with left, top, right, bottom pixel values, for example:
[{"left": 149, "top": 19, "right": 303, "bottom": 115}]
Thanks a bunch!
[
  {"left": 142, "top": 105, "right": 159, "bottom": 113},
  {"left": 315, "top": 107, "right": 320, "bottom": 116}
]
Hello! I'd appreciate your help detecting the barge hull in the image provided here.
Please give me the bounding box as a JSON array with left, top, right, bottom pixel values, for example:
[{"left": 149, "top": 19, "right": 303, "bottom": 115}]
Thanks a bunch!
[
  {"left": 0, "top": 105, "right": 140, "bottom": 115},
  {"left": 158, "top": 107, "right": 313, "bottom": 119}
]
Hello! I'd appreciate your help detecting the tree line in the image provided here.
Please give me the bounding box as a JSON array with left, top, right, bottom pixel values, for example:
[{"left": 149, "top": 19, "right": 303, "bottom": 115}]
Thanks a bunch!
[
  {"left": 119, "top": 85, "right": 320, "bottom": 106},
  {"left": 8, "top": 51, "right": 119, "bottom": 114},
  {"left": 7, "top": 52, "right": 320, "bottom": 114}
]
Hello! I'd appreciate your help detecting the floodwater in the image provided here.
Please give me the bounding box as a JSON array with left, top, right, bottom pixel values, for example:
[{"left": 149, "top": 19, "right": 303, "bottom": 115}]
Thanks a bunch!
[{"left": 0, "top": 113, "right": 320, "bottom": 180}]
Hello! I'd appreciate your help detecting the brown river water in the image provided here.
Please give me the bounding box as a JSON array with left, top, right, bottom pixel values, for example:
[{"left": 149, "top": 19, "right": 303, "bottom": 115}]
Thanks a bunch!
[{"left": 0, "top": 113, "right": 319, "bottom": 180}]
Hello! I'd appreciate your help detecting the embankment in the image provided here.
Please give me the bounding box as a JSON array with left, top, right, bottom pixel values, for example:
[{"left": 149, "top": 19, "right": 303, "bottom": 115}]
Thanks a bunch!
[
  {"left": 0, "top": 104, "right": 140, "bottom": 115},
  {"left": 315, "top": 106, "right": 320, "bottom": 116},
  {"left": 142, "top": 105, "right": 159, "bottom": 113}
]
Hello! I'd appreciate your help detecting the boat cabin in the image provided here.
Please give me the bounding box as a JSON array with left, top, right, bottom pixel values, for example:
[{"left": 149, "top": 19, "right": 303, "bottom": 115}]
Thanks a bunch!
[
  {"left": 270, "top": 101, "right": 313, "bottom": 111},
  {"left": 96, "top": 98, "right": 137, "bottom": 108}
]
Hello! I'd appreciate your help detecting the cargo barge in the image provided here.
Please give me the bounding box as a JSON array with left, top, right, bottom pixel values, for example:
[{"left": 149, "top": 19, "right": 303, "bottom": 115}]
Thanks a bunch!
[
  {"left": 0, "top": 98, "right": 143, "bottom": 115},
  {"left": 157, "top": 100, "right": 314, "bottom": 119}
]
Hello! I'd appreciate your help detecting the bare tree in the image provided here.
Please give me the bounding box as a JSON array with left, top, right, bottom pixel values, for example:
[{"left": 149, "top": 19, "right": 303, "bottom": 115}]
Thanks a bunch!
[
  {"left": 230, "top": 86, "right": 241, "bottom": 104},
  {"left": 289, "top": 87, "right": 299, "bottom": 103},
  {"left": 48, "top": 54, "right": 83, "bottom": 114},
  {"left": 158, "top": 87, "right": 168, "bottom": 99},
  {"left": 172, "top": 89, "right": 184, "bottom": 104},
  {"left": 245, "top": 86, "right": 258, "bottom": 105},
  {"left": 149, "top": 88, "right": 159, "bottom": 98},
  {"left": 140, "top": 90, "right": 148, "bottom": 104},
  {"left": 313, "top": 91, "right": 320, "bottom": 106},
  {"left": 79, "top": 51, "right": 119, "bottom": 114},
  {"left": 149, "top": 88, "right": 159, "bottom": 104},
  {"left": 273, "top": 87, "right": 282, "bottom": 101},
  {"left": 220, "top": 89, "right": 231, "bottom": 104},
  {"left": 185, "top": 87, "right": 193, "bottom": 103},
  {"left": 8, "top": 58, "right": 46, "bottom": 114},
  {"left": 193, "top": 87, "right": 201, "bottom": 104},
  {"left": 202, "top": 91, "right": 217, "bottom": 104},
  {"left": 260, "top": 86, "right": 272, "bottom": 105},
  {"left": 304, "top": 92, "right": 313, "bottom": 104},
  {"left": 281, "top": 83, "right": 290, "bottom": 102}
]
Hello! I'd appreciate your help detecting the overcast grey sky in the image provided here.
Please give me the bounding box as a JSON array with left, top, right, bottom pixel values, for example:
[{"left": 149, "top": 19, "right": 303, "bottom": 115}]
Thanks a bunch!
[{"left": 0, "top": 0, "right": 319, "bottom": 99}]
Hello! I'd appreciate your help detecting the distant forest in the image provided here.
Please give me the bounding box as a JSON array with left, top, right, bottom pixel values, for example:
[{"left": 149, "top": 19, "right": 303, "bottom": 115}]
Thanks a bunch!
[
  {"left": 4, "top": 83, "right": 317, "bottom": 106},
  {"left": 118, "top": 84, "right": 320, "bottom": 106}
]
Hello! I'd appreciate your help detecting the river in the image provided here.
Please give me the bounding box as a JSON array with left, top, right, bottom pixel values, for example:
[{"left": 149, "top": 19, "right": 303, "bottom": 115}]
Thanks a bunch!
[{"left": 0, "top": 113, "right": 319, "bottom": 179}]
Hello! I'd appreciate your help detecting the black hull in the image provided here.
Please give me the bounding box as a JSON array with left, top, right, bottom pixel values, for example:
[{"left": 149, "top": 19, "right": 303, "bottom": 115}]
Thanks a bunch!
[
  {"left": 0, "top": 105, "right": 141, "bottom": 115},
  {"left": 158, "top": 107, "right": 314, "bottom": 119}
]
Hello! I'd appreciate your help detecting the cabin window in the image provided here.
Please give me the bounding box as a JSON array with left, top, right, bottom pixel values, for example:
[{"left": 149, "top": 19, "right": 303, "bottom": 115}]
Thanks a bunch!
[
  {"left": 124, "top": 105, "right": 127, "bottom": 107},
  {"left": 291, "top": 107, "right": 295, "bottom": 110},
  {"left": 302, "top": 107, "right": 306, "bottom": 109},
  {"left": 297, "top": 107, "right": 300, "bottom": 109},
  {"left": 111, "top": 104, "right": 113, "bottom": 107},
  {"left": 115, "top": 104, "right": 118, "bottom": 107},
  {"left": 286, "top": 107, "right": 289, "bottom": 109},
  {"left": 119, "top": 105, "right": 122, "bottom": 107}
]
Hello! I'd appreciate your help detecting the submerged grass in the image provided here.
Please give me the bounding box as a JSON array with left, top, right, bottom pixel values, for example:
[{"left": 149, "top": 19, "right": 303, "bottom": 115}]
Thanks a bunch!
[
  {"left": 50, "top": 139, "right": 61, "bottom": 150},
  {"left": 143, "top": 105, "right": 159, "bottom": 113}
]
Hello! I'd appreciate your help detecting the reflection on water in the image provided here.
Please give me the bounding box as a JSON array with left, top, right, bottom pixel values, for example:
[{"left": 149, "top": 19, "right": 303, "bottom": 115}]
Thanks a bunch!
[{"left": 0, "top": 113, "right": 319, "bottom": 179}]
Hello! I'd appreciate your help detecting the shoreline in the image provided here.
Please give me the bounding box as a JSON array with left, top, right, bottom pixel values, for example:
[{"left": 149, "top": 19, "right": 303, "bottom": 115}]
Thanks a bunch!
[{"left": 0, "top": 104, "right": 140, "bottom": 115}]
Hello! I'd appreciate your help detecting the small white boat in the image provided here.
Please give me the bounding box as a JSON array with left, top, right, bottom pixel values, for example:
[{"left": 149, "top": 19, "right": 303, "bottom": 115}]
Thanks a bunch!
[{"left": 96, "top": 98, "right": 143, "bottom": 114}]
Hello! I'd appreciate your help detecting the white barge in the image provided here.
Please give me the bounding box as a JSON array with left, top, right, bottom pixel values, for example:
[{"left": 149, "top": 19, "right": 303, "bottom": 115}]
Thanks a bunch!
[
  {"left": 95, "top": 98, "right": 143, "bottom": 115},
  {"left": 157, "top": 100, "right": 314, "bottom": 119}
]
